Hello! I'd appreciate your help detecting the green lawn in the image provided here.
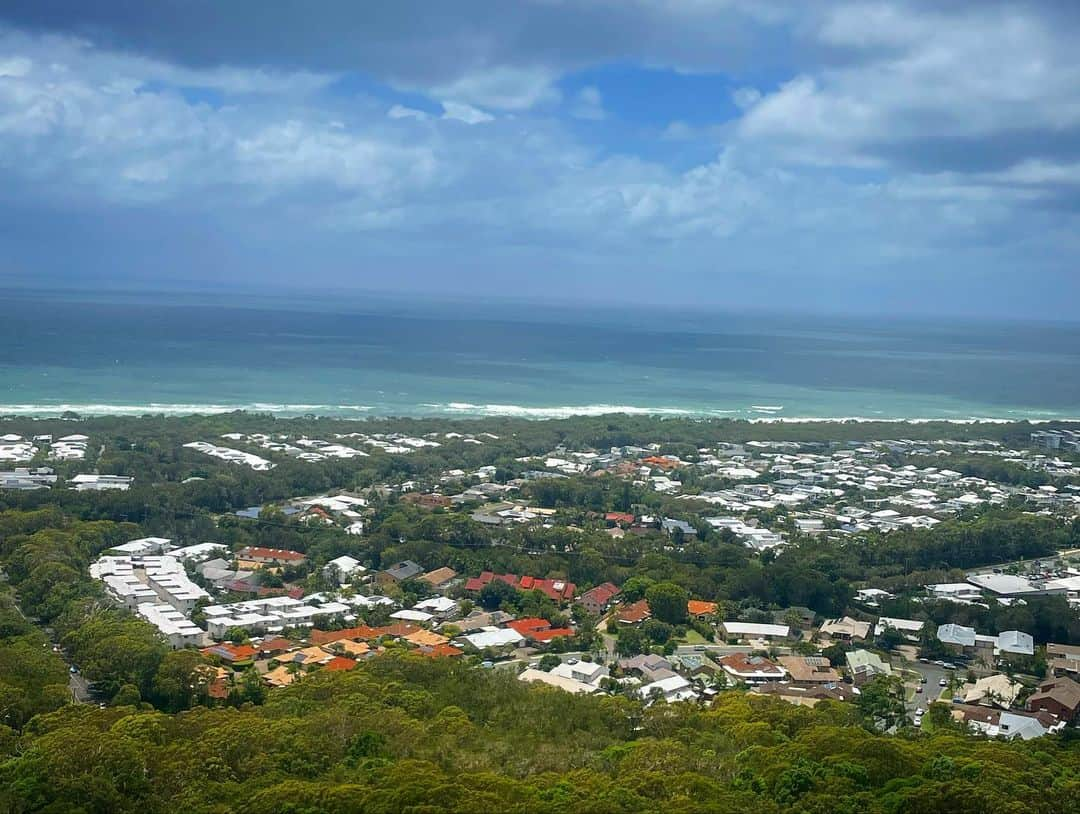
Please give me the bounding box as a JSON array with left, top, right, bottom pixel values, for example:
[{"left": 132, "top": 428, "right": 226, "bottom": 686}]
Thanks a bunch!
[{"left": 679, "top": 629, "right": 707, "bottom": 645}]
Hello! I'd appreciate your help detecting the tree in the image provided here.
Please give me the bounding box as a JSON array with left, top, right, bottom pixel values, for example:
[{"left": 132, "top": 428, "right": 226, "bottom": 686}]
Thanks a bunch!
[
  {"left": 537, "top": 654, "right": 561, "bottom": 672},
  {"left": 478, "top": 579, "right": 518, "bottom": 610},
  {"left": 111, "top": 683, "right": 142, "bottom": 707},
  {"left": 620, "top": 576, "right": 655, "bottom": 603},
  {"left": 645, "top": 582, "right": 689, "bottom": 625},
  {"left": 151, "top": 650, "right": 208, "bottom": 712},
  {"left": 855, "top": 675, "right": 907, "bottom": 731}
]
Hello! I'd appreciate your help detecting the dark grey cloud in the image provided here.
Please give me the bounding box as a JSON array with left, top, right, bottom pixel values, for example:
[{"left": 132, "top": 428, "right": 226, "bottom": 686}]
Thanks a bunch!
[{"left": 0, "top": 1, "right": 790, "bottom": 88}]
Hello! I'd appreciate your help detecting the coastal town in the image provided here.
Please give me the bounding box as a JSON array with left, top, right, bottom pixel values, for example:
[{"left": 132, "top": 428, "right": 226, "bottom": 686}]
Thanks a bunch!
[{"left": 3, "top": 415, "right": 1077, "bottom": 745}]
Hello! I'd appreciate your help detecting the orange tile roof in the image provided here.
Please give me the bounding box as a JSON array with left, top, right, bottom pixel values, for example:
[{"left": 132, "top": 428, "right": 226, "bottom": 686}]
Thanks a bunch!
[
  {"left": 404, "top": 630, "right": 449, "bottom": 648},
  {"left": 322, "top": 656, "right": 357, "bottom": 672},
  {"left": 688, "top": 600, "right": 718, "bottom": 616}
]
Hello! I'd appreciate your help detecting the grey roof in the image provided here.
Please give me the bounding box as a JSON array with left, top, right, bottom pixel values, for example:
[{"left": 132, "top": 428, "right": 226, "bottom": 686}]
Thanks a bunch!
[
  {"left": 382, "top": 560, "right": 423, "bottom": 581},
  {"left": 938, "top": 623, "right": 977, "bottom": 647},
  {"left": 997, "top": 630, "right": 1035, "bottom": 656}
]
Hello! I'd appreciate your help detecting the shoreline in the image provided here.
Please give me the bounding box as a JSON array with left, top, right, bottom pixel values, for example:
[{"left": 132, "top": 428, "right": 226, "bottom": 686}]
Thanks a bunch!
[{"left": 1, "top": 401, "right": 1078, "bottom": 424}]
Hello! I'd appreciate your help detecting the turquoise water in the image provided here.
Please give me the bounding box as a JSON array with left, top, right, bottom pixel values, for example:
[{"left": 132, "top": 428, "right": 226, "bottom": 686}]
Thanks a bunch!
[{"left": 1, "top": 290, "right": 1078, "bottom": 419}]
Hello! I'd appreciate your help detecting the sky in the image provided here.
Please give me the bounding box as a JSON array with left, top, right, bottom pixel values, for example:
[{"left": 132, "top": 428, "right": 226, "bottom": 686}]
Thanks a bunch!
[{"left": 0, "top": 1, "right": 1078, "bottom": 319}]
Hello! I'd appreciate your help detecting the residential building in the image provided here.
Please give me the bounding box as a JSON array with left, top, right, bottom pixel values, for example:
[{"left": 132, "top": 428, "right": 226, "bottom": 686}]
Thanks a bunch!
[
  {"left": 719, "top": 653, "right": 786, "bottom": 684},
  {"left": 819, "top": 616, "right": 871, "bottom": 642},
  {"left": 577, "top": 582, "right": 620, "bottom": 616},
  {"left": 1026, "top": 677, "right": 1080, "bottom": 723},
  {"left": 845, "top": 649, "right": 893, "bottom": 683},
  {"left": 719, "top": 621, "right": 791, "bottom": 642}
]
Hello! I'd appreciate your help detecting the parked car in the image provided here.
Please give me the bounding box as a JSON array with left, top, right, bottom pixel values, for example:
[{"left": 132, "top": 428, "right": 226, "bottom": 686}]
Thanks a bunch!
[{"left": 938, "top": 678, "right": 947, "bottom": 687}]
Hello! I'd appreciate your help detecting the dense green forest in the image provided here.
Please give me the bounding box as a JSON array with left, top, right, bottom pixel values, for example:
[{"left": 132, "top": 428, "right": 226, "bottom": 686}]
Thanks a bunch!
[
  {"left": 1, "top": 655, "right": 1079, "bottom": 813},
  {"left": 2, "top": 414, "right": 1080, "bottom": 812}
]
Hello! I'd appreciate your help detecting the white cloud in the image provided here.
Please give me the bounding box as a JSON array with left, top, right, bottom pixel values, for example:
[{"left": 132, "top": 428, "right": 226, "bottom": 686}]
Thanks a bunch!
[
  {"left": 425, "top": 65, "right": 560, "bottom": 111},
  {"left": 440, "top": 100, "right": 494, "bottom": 125},
  {"left": 387, "top": 103, "right": 428, "bottom": 120}
]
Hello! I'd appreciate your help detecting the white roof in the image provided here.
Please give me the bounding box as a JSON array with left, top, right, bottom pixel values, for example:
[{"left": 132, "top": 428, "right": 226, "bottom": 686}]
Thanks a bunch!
[
  {"left": 462, "top": 628, "right": 525, "bottom": 649},
  {"left": 414, "top": 596, "right": 457, "bottom": 613},
  {"left": 721, "top": 622, "right": 790, "bottom": 637},
  {"left": 326, "top": 555, "right": 365, "bottom": 573},
  {"left": 389, "top": 609, "right": 434, "bottom": 622},
  {"left": 519, "top": 668, "right": 598, "bottom": 694}
]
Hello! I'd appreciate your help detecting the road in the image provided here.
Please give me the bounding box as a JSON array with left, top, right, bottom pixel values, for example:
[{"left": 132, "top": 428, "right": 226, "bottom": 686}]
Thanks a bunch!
[
  {"left": 901, "top": 659, "right": 955, "bottom": 714},
  {"left": 68, "top": 670, "right": 92, "bottom": 703}
]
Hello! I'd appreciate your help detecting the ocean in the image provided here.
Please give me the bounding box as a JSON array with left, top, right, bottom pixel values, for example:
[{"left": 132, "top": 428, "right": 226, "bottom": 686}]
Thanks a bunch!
[{"left": 2, "top": 289, "right": 1079, "bottom": 420}]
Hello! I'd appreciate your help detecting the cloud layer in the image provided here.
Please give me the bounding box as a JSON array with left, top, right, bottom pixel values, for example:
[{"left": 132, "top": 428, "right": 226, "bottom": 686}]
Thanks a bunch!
[{"left": 0, "top": 1, "right": 1078, "bottom": 317}]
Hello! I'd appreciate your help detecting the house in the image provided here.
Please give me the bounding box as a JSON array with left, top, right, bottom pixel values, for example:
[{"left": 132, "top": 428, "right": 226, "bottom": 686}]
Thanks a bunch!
[
  {"left": 873, "top": 617, "right": 924, "bottom": 641},
  {"left": 661, "top": 518, "right": 697, "bottom": 537},
  {"left": 671, "top": 653, "right": 720, "bottom": 679},
  {"left": 403, "top": 492, "right": 453, "bottom": 510},
  {"left": 777, "top": 655, "right": 840, "bottom": 684},
  {"left": 952, "top": 705, "right": 1062, "bottom": 740},
  {"left": 937, "top": 623, "right": 977, "bottom": 652},
  {"left": 413, "top": 595, "right": 459, "bottom": 620},
  {"left": 819, "top": 616, "right": 871, "bottom": 642},
  {"left": 845, "top": 649, "right": 892, "bottom": 683},
  {"left": 962, "top": 674, "right": 1023, "bottom": 708},
  {"left": 604, "top": 512, "right": 635, "bottom": 526},
  {"left": 263, "top": 665, "right": 299, "bottom": 688},
  {"left": 637, "top": 674, "right": 697, "bottom": 703},
  {"left": 550, "top": 659, "right": 608, "bottom": 686},
  {"left": 996, "top": 630, "right": 1035, "bottom": 657},
  {"left": 202, "top": 643, "right": 258, "bottom": 667},
  {"left": 506, "top": 617, "right": 574, "bottom": 644},
  {"left": 1047, "top": 643, "right": 1080, "bottom": 677},
  {"left": 1026, "top": 677, "right": 1080, "bottom": 722},
  {"left": 577, "top": 582, "right": 620, "bottom": 616},
  {"left": 238, "top": 546, "right": 306, "bottom": 566},
  {"left": 855, "top": 588, "right": 894, "bottom": 606},
  {"left": 257, "top": 637, "right": 297, "bottom": 657},
  {"left": 324, "top": 555, "right": 365, "bottom": 584},
  {"left": 463, "top": 571, "right": 576, "bottom": 602},
  {"left": 460, "top": 627, "right": 526, "bottom": 653},
  {"left": 420, "top": 566, "right": 458, "bottom": 590},
  {"left": 619, "top": 654, "right": 676, "bottom": 683},
  {"left": 719, "top": 653, "right": 786, "bottom": 684},
  {"left": 719, "top": 621, "right": 791, "bottom": 642},
  {"left": 519, "top": 667, "right": 600, "bottom": 694},
  {"left": 322, "top": 656, "right": 357, "bottom": 672},
  {"left": 614, "top": 599, "right": 651, "bottom": 625},
  {"left": 456, "top": 609, "right": 515, "bottom": 633},
  {"left": 378, "top": 560, "right": 424, "bottom": 584},
  {"left": 753, "top": 681, "right": 856, "bottom": 707},
  {"left": 687, "top": 600, "right": 719, "bottom": 620}
]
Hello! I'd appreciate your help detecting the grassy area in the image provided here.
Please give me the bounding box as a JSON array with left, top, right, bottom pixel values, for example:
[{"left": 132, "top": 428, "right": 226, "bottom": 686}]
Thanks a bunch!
[{"left": 680, "top": 629, "right": 707, "bottom": 645}]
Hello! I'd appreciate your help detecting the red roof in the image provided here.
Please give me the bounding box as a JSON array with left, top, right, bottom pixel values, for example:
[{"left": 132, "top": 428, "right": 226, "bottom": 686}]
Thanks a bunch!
[
  {"left": 322, "top": 656, "right": 357, "bottom": 672},
  {"left": 202, "top": 643, "right": 258, "bottom": 662},
  {"left": 507, "top": 617, "right": 552, "bottom": 636},
  {"left": 463, "top": 572, "right": 576, "bottom": 602},
  {"left": 258, "top": 637, "right": 295, "bottom": 654},
  {"left": 579, "top": 582, "right": 619, "bottom": 606},
  {"left": 605, "top": 512, "right": 635, "bottom": 524},
  {"left": 531, "top": 628, "right": 574, "bottom": 642},
  {"left": 423, "top": 643, "right": 465, "bottom": 658},
  {"left": 616, "top": 599, "right": 651, "bottom": 624}
]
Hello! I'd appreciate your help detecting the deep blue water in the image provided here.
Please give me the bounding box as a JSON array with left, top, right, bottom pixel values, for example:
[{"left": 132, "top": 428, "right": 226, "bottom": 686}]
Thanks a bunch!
[{"left": 1, "top": 290, "right": 1078, "bottom": 419}]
